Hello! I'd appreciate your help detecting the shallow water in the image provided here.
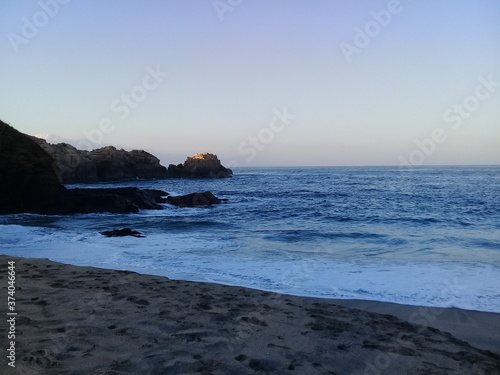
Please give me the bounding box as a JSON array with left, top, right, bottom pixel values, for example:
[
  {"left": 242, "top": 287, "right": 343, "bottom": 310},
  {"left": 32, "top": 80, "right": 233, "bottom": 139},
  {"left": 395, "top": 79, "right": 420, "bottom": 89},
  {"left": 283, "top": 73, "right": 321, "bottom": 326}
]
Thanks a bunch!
[{"left": 1, "top": 166, "right": 499, "bottom": 312}]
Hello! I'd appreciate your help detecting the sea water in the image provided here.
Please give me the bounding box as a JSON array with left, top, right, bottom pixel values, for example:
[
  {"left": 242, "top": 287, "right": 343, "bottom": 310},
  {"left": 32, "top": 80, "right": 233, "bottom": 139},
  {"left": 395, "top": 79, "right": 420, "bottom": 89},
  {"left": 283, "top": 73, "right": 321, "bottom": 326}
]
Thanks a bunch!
[{"left": 1, "top": 166, "right": 499, "bottom": 312}]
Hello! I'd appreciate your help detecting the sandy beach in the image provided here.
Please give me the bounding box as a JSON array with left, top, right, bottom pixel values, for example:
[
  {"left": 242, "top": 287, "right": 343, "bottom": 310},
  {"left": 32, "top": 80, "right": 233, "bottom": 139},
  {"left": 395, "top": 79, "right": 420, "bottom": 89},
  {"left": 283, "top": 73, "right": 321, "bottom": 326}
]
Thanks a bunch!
[{"left": 1, "top": 254, "right": 499, "bottom": 375}]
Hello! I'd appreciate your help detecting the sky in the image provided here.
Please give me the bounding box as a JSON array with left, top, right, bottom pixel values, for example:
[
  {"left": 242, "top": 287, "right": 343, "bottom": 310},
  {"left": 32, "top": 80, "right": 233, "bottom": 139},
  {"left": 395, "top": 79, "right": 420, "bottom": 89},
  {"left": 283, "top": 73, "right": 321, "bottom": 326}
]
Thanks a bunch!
[{"left": 1, "top": 0, "right": 499, "bottom": 167}]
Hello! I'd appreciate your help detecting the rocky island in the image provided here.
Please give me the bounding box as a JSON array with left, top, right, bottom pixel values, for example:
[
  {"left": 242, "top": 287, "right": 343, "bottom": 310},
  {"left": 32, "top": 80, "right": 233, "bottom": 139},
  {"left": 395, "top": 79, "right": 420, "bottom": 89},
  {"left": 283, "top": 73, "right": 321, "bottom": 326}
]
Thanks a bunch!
[{"left": 166, "top": 152, "right": 233, "bottom": 179}]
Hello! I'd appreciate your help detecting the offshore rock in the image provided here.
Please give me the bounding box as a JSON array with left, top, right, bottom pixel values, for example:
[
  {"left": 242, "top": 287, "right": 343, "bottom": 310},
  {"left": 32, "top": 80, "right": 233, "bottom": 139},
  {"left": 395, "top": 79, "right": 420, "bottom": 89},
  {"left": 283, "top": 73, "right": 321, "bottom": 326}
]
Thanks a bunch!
[
  {"left": 167, "top": 153, "right": 233, "bottom": 178},
  {"left": 166, "top": 191, "right": 223, "bottom": 208},
  {"left": 101, "top": 228, "right": 145, "bottom": 238}
]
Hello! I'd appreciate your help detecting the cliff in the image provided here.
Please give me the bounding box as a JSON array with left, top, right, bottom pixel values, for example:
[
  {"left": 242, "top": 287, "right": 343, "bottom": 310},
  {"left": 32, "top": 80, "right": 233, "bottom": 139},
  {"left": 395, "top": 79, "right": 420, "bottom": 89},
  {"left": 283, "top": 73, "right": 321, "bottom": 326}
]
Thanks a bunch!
[
  {"left": 0, "top": 121, "right": 228, "bottom": 214},
  {"left": 0, "top": 120, "right": 168, "bottom": 215},
  {"left": 32, "top": 138, "right": 168, "bottom": 184},
  {"left": 0, "top": 121, "right": 64, "bottom": 214}
]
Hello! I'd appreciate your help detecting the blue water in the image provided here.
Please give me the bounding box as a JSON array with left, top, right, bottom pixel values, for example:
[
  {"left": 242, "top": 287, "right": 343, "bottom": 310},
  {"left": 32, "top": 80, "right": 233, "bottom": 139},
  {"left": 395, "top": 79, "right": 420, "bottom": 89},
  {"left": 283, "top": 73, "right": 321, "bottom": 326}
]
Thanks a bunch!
[{"left": 1, "top": 166, "right": 499, "bottom": 312}]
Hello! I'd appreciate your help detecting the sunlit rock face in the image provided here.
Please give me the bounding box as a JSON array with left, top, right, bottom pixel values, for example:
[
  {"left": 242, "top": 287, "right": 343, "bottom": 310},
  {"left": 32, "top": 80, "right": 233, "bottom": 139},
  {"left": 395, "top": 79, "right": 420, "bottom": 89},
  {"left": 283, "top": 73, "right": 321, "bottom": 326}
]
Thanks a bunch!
[{"left": 167, "top": 153, "right": 233, "bottom": 178}]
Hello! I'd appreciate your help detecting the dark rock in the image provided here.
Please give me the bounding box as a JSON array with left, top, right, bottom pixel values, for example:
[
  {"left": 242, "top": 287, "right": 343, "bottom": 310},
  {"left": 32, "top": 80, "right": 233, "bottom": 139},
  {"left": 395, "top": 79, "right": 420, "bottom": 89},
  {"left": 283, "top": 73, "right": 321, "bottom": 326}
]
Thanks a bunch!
[
  {"left": 101, "top": 228, "right": 145, "bottom": 238},
  {"left": 166, "top": 153, "right": 232, "bottom": 178},
  {"left": 89, "top": 146, "right": 168, "bottom": 182},
  {"left": 60, "top": 188, "right": 169, "bottom": 214},
  {"left": 61, "top": 189, "right": 140, "bottom": 214},
  {"left": 0, "top": 121, "right": 65, "bottom": 214},
  {"left": 0, "top": 120, "right": 167, "bottom": 215},
  {"left": 143, "top": 189, "right": 170, "bottom": 203},
  {"left": 69, "top": 188, "right": 168, "bottom": 210},
  {"left": 166, "top": 191, "right": 224, "bottom": 208}
]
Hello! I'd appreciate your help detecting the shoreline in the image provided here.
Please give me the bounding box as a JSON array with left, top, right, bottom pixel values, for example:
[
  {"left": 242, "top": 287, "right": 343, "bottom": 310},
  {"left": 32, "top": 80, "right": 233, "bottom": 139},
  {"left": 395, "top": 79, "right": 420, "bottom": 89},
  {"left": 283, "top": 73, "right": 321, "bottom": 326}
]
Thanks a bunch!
[
  {"left": 331, "top": 299, "right": 500, "bottom": 354},
  {"left": 1, "top": 254, "right": 499, "bottom": 374}
]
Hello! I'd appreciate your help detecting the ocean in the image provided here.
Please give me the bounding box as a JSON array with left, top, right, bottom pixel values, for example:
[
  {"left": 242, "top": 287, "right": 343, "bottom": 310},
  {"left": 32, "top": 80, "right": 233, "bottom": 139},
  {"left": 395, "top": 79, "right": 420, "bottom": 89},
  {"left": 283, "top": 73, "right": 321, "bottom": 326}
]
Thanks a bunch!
[{"left": 1, "top": 166, "right": 499, "bottom": 312}]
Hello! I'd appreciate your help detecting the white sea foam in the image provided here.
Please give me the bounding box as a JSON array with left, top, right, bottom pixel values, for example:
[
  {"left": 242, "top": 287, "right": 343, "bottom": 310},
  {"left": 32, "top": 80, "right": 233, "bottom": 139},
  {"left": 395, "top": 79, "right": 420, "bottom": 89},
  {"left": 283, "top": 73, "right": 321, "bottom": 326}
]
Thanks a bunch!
[{"left": 1, "top": 224, "right": 499, "bottom": 313}]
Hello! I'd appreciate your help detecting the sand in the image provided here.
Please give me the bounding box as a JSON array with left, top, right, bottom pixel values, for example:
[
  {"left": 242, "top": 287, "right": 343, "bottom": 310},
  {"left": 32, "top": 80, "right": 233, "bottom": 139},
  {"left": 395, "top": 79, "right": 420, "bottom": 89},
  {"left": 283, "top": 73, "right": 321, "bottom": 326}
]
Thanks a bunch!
[{"left": 1, "top": 255, "right": 499, "bottom": 375}]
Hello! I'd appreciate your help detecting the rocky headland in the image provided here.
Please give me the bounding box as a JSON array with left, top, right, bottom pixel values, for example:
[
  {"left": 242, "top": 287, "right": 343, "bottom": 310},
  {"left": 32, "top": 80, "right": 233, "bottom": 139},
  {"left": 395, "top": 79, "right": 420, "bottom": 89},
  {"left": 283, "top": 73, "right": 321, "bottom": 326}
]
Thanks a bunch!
[
  {"left": 32, "top": 138, "right": 169, "bottom": 183},
  {"left": 32, "top": 138, "right": 232, "bottom": 183},
  {"left": 1, "top": 121, "right": 65, "bottom": 214},
  {"left": 0, "top": 121, "right": 225, "bottom": 215}
]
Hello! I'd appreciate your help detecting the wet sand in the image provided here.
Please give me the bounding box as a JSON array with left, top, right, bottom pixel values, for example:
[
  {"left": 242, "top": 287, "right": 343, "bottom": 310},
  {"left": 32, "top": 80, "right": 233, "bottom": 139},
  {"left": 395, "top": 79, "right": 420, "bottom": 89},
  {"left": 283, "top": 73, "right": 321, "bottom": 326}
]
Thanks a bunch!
[{"left": 1, "top": 255, "right": 499, "bottom": 374}]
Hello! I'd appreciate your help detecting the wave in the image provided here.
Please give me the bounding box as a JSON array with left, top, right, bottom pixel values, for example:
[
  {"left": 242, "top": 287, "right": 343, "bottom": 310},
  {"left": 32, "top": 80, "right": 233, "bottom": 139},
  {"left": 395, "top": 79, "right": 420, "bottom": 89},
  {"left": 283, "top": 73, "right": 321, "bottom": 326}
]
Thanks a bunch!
[
  {"left": 257, "top": 229, "right": 390, "bottom": 243},
  {"left": 1, "top": 166, "right": 499, "bottom": 313}
]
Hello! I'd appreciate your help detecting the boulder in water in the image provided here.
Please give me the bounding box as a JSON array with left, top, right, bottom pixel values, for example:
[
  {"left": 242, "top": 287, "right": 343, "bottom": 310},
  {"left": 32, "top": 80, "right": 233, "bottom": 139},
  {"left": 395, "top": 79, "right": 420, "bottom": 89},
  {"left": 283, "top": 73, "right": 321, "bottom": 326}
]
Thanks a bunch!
[
  {"left": 101, "top": 228, "right": 145, "bottom": 238},
  {"left": 166, "top": 153, "right": 232, "bottom": 178},
  {"left": 166, "top": 191, "right": 224, "bottom": 207}
]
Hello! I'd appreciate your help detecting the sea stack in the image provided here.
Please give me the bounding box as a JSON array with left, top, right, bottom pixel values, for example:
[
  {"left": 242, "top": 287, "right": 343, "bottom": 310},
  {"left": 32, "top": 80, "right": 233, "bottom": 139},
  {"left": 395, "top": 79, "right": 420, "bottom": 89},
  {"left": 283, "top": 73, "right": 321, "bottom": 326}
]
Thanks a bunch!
[{"left": 166, "top": 152, "right": 233, "bottom": 178}]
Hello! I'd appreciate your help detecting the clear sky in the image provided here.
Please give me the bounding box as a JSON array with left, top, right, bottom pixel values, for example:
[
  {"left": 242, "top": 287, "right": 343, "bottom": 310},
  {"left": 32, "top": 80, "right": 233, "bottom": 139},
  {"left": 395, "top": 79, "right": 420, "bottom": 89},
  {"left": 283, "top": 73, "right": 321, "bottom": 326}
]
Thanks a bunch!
[{"left": 1, "top": 0, "right": 499, "bottom": 167}]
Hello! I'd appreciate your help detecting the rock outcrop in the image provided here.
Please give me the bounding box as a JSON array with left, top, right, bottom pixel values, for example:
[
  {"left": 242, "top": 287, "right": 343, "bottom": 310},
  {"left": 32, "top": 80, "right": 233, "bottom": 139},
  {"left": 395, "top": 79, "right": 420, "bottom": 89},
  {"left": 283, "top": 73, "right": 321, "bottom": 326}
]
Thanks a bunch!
[
  {"left": 65, "top": 188, "right": 168, "bottom": 213},
  {"left": 32, "top": 138, "right": 168, "bottom": 184},
  {"left": 166, "top": 191, "right": 224, "bottom": 208},
  {"left": 1, "top": 121, "right": 64, "bottom": 214},
  {"left": 101, "top": 228, "right": 145, "bottom": 238},
  {"left": 0, "top": 120, "right": 169, "bottom": 215},
  {"left": 166, "top": 153, "right": 233, "bottom": 178},
  {"left": 32, "top": 139, "right": 233, "bottom": 183}
]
